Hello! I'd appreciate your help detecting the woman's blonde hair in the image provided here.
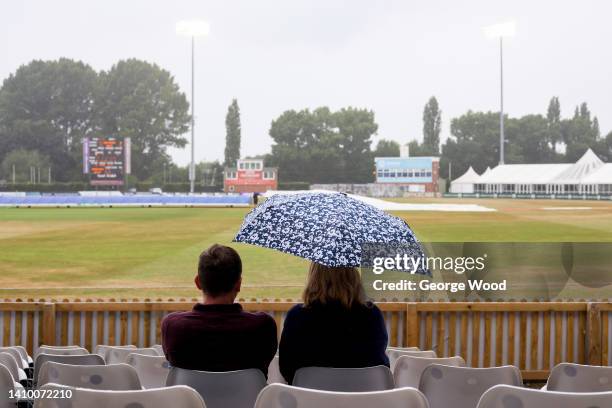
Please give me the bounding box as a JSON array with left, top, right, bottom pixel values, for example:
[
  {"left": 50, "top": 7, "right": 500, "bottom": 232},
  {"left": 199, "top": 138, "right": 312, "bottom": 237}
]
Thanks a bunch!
[{"left": 302, "top": 262, "right": 366, "bottom": 308}]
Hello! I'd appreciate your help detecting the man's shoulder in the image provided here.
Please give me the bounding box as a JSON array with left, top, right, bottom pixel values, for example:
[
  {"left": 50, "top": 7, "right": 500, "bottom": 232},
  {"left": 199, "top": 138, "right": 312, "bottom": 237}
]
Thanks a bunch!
[{"left": 239, "top": 309, "right": 276, "bottom": 326}]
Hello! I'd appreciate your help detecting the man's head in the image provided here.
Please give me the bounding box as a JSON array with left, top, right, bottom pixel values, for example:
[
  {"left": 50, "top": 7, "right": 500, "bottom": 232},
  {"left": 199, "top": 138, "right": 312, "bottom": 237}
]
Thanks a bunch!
[{"left": 195, "top": 244, "right": 242, "bottom": 302}]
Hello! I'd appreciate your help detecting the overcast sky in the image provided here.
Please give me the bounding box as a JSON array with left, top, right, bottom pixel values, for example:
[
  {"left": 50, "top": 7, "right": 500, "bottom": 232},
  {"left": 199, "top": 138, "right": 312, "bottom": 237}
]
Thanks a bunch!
[{"left": 1, "top": 0, "right": 610, "bottom": 165}]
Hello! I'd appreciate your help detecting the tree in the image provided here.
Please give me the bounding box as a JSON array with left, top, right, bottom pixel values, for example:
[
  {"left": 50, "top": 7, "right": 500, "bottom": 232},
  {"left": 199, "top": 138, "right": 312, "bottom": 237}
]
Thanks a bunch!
[
  {"left": 0, "top": 149, "right": 50, "bottom": 183},
  {"left": 422, "top": 97, "right": 442, "bottom": 155},
  {"left": 95, "top": 59, "right": 190, "bottom": 181},
  {"left": 224, "top": 99, "right": 241, "bottom": 167},
  {"left": 546, "top": 97, "right": 562, "bottom": 150},
  {"left": 0, "top": 59, "right": 98, "bottom": 180},
  {"left": 268, "top": 107, "right": 377, "bottom": 183},
  {"left": 374, "top": 139, "right": 400, "bottom": 157}
]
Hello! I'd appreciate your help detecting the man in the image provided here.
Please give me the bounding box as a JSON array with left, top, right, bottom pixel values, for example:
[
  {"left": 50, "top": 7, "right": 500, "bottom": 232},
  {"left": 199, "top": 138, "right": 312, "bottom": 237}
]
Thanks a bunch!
[{"left": 162, "top": 244, "right": 277, "bottom": 376}]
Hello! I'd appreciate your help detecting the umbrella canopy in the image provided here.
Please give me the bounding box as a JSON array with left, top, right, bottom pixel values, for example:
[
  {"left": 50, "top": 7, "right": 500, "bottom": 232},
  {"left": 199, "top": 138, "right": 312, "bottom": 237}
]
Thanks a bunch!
[{"left": 234, "top": 192, "right": 427, "bottom": 272}]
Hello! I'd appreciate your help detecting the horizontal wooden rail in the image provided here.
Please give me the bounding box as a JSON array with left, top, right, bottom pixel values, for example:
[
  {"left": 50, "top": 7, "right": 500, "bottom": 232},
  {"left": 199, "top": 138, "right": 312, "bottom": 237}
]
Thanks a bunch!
[{"left": 0, "top": 300, "right": 609, "bottom": 381}]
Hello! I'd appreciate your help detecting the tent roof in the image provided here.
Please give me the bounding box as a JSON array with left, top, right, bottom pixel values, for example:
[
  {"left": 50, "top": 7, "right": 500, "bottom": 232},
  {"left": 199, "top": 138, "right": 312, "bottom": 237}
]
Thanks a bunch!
[
  {"left": 552, "top": 148, "right": 604, "bottom": 183},
  {"left": 483, "top": 166, "right": 492, "bottom": 175},
  {"left": 477, "top": 163, "right": 571, "bottom": 184},
  {"left": 580, "top": 163, "right": 612, "bottom": 184},
  {"left": 452, "top": 166, "right": 480, "bottom": 184}
]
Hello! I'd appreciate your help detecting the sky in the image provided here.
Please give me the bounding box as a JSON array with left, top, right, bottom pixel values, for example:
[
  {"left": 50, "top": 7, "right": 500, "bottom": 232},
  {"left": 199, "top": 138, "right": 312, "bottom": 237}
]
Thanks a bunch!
[{"left": 1, "top": 0, "right": 610, "bottom": 165}]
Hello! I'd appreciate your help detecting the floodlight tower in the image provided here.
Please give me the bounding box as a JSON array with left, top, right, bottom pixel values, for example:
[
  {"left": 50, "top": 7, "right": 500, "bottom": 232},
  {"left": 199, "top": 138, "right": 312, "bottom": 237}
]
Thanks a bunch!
[
  {"left": 176, "top": 20, "right": 210, "bottom": 193},
  {"left": 483, "top": 21, "right": 516, "bottom": 165}
]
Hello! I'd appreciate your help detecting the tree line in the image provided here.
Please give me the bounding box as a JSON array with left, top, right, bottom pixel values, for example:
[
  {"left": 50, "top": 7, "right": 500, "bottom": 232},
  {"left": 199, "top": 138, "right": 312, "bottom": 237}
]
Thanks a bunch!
[{"left": 1, "top": 58, "right": 610, "bottom": 187}]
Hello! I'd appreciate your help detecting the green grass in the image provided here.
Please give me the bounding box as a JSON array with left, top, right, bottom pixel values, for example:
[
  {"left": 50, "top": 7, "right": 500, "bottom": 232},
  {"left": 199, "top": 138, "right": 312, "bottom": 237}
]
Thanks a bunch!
[{"left": 1, "top": 198, "right": 612, "bottom": 299}]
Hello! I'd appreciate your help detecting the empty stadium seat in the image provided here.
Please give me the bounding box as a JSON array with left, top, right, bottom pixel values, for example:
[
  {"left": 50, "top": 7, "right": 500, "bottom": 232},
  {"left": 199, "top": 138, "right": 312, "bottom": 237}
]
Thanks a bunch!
[
  {"left": 152, "top": 345, "right": 164, "bottom": 356},
  {"left": 37, "top": 362, "right": 141, "bottom": 390},
  {"left": 267, "top": 355, "right": 286, "bottom": 384},
  {"left": 126, "top": 354, "right": 170, "bottom": 389},
  {"left": 292, "top": 366, "right": 394, "bottom": 392},
  {"left": 94, "top": 344, "right": 136, "bottom": 360},
  {"left": 477, "top": 384, "right": 612, "bottom": 408},
  {"left": 254, "top": 383, "right": 430, "bottom": 408},
  {"left": 0, "top": 353, "right": 27, "bottom": 387},
  {"left": 419, "top": 365, "right": 522, "bottom": 408},
  {"left": 393, "top": 355, "right": 466, "bottom": 388},
  {"left": 166, "top": 367, "right": 266, "bottom": 408},
  {"left": 386, "top": 346, "right": 420, "bottom": 351},
  {"left": 35, "top": 383, "right": 206, "bottom": 408},
  {"left": 34, "top": 353, "right": 105, "bottom": 387},
  {"left": 0, "top": 364, "right": 18, "bottom": 408},
  {"left": 0, "top": 349, "right": 27, "bottom": 371},
  {"left": 545, "top": 363, "right": 612, "bottom": 392},
  {"left": 106, "top": 347, "right": 158, "bottom": 364},
  {"left": 386, "top": 349, "right": 436, "bottom": 371},
  {"left": 35, "top": 346, "right": 88, "bottom": 358}
]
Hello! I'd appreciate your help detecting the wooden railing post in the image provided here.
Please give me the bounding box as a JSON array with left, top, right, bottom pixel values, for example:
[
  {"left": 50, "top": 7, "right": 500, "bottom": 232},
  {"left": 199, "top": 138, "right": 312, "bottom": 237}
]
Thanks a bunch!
[
  {"left": 41, "top": 303, "right": 56, "bottom": 346},
  {"left": 406, "top": 303, "right": 419, "bottom": 347},
  {"left": 586, "top": 302, "right": 602, "bottom": 365}
]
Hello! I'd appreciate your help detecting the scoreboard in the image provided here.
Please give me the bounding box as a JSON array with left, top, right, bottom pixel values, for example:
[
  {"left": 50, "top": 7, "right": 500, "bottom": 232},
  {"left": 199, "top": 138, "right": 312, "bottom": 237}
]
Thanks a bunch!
[{"left": 83, "top": 137, "right": 131, "bottom": 186}]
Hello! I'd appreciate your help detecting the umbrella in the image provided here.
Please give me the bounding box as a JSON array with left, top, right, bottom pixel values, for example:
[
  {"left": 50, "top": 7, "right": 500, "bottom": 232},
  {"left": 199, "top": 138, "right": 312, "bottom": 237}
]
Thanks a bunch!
[{"left": 233, "top": 192, "right": 428, "bottom": 274}]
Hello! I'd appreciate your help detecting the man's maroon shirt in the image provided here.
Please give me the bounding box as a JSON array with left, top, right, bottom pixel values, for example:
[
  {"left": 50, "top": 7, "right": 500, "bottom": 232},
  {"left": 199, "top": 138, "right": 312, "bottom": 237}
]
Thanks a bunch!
[{"left": 162, "top": 303, "right": 278, "bottom": 376}]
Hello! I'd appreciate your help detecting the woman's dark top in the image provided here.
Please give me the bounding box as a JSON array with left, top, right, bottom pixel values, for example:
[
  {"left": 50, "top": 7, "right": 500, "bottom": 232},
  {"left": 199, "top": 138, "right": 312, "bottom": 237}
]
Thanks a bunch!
[{"left": 279, "top": 300, "right": 389, "bottom": 384}]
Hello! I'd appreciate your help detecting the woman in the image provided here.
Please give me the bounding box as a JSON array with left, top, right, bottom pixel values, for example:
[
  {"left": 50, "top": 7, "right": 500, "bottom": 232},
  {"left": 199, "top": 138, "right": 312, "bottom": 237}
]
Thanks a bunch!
[{"left": 279, "top": 262, "right": 389, "bottom": 384}]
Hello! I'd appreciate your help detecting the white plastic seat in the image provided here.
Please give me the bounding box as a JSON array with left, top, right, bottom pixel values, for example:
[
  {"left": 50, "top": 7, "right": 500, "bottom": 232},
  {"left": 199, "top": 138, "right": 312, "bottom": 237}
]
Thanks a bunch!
[
  {"left": 34, "top": 345, "right": 83, "bottom": 359},
  {"left": 477, "top": 384, "right": 612, "bottom": 408},
  {"left": 0, "top": 363, "right": 18, "bottom": 408},
  {"left": 546, "top": 363, "right": 612, "bottom": 392},
  {"left": 387, "top": 349, "right": 436, "bottom": 371},
  {"left": 35, "top": 346, "right": 88, "bottom": 358},
  {"left": 38, "top": 361, "right": 141, "bottom": 390},
  {"left": 152, "top": 345, "right": 164, "bottom": 356},
  {"left": 419, "top": 365, "right": 522, "bottom": 408},
  {"left": 386, "top": 346, "right": 420, "bottom": 351},
  {"left": 254, "top": 383, "right": 429, "bottom": 408},
  {"left": 0, "top": 349, "right": 27, "bottom": 370},
  {"left": 393, "top": 355, "right": 465, "bottom": 388},
  {"left": 0, "top": 353, "right": 27, "bottom": 385},
  {"left": 267, "top": 355, "right": 286, "bottom": 384},
  {"left": 94, "top": 344, "right": 136, "bottom": 359},
  {"left": 34, "top": 353, "right": 105, "bottom": 387},
  {"left": 293, "top": 366, "right": 394, "bottom": 392},
  {"left": 106, "top": 347, "right": 158, "bottom": 364},
  {"left": 126, "top": 354, "right": 170, "bottom": 389},
  {"left": 34, "top": 383, "right": 206, "bottom": 408},
  {"left": 10, "top": 346, "right": 32, "bottom": 366},
  {"left": 166, "top": 367, "right": 266, "bottom": 408}
]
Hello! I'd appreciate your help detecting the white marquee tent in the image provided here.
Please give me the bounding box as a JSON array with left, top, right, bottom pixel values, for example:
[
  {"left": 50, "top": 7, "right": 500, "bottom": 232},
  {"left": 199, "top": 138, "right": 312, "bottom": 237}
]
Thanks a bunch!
[
  {"left": 450, "top": 149, "right": 612, "bottom": 195},
  {"left": 449, "top": 166, "right": 481, "bottom": 193}
]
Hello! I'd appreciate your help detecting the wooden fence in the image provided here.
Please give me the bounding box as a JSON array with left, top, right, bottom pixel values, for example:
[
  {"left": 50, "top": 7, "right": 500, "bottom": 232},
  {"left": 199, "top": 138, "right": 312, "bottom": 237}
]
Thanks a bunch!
[{"left": 0, "top": 301, "right": 610, "bottom": 380}]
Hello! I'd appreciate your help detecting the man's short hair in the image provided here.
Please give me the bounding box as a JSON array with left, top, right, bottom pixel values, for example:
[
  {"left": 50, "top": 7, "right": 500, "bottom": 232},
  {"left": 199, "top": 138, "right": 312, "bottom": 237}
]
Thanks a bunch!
[{"left": 198, "top": 244, "right": 242, "bottom": 297}]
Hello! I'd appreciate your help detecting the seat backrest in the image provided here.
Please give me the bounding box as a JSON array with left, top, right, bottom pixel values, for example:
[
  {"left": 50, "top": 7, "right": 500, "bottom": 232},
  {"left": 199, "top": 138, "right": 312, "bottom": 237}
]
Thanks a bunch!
[
  {"left": 547, "top": 363, "right": 612, "bottom": 392},
  {"left": 167, "top": 367, "right": 266, "bottom": 408},
  {"left": 267, "top": 355, "right": 286, "bottom": 384},
  {"left": 394, "top": 355, "right": 466, "bottom": 388},
  {"left": 0, "top": 349, "right": 26, "bottom": 369},
  {"left": 387, "top": 349, "right": 436, "bottom": 370},
  {"left": 34, "top": 354, "right": 105, "bottom": 387},
  {"left": 0, "top": 353, "right": 19, "bottom": 382},
  {"left": 34, "top": 383, "right": 206, "bottom": 408},
  {"left": 94, "top": 345, "right": 136, "bottom": 359},
  {"left": 125, "top": 354, "right": 170, "bottom": 389},
  {"left": 34, "top": 345, "right": 83, "bottom": 359},
  {"left": 38, "top": 362, "right": 141, "bottom": 390},
  {"left": 387, "top": 346, "right": 420, "bottom": 351},
  {"left": 293, "top": 366, "right": 394, "bottom": 392},
  {"left": 419, "top": 365, "right": 522, "bottom": 408},
  {"left": 36, "top": 346, "right": 88, "bottom": 358},
  {"left": 151, "top": 345, "right": 164, "bottom": 356},
  {"left": 0, "top": 364, "right": 15, "bottom": 408},
  {"left": 106, "top": 347, "right": 158, "bottom": 364},
  {"left": 477, "top": 384, "right": 612, "bottom": 408},
  {"left": 10, "top": 346, "right": 29, "bottom": 362},
  {"left": 255, "top": 383, "right": 429, "bottom": 408}
]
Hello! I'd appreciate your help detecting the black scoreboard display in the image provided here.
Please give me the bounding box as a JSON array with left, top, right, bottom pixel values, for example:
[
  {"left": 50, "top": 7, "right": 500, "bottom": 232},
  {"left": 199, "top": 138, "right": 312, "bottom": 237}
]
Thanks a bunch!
[{"left": 83, "top": 137, "right": 131, "bottom": 186}]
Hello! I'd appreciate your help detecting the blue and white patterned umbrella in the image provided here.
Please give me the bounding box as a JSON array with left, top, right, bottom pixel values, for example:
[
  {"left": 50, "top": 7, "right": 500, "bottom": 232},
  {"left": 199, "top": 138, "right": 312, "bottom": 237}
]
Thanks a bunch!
[{"left": 234, "top": 192, "right": 428, "bottom": 273}]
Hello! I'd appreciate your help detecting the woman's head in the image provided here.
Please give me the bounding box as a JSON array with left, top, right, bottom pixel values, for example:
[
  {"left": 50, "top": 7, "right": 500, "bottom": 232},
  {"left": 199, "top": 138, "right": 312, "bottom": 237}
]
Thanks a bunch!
[{"left": 302, "top": 262, "right": 366, "bottom": 308}]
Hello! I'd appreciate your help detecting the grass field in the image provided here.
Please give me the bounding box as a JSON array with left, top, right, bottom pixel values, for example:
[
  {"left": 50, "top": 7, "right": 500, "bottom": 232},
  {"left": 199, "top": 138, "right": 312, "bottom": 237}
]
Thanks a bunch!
[{"left": 1, "top": 198, "right": 612, "bottom": 300}]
